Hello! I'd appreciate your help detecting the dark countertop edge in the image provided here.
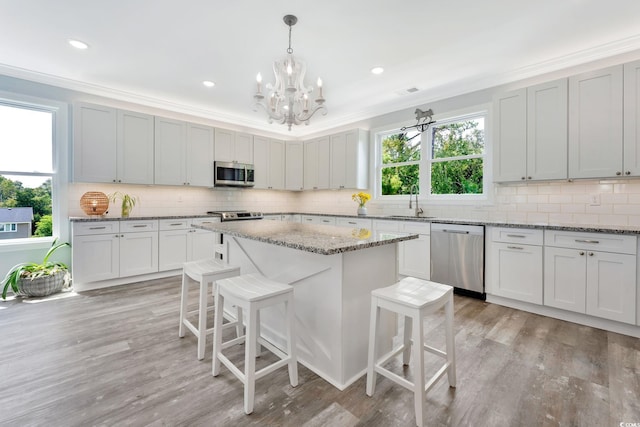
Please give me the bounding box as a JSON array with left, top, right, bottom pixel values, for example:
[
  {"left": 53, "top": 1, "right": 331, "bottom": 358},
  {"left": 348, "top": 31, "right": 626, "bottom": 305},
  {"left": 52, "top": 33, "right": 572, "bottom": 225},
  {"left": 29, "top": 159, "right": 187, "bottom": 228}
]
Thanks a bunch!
[{"left": 70, "top": 213, "right": 640, "bottom": 235}]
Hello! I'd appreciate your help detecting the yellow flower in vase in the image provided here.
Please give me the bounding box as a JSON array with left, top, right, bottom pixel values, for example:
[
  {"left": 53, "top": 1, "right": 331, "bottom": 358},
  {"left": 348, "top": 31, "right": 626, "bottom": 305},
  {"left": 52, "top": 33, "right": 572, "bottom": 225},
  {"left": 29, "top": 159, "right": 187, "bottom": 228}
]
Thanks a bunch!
[{"left": 352, "top": 192, "right": 371, "bottom": 216}]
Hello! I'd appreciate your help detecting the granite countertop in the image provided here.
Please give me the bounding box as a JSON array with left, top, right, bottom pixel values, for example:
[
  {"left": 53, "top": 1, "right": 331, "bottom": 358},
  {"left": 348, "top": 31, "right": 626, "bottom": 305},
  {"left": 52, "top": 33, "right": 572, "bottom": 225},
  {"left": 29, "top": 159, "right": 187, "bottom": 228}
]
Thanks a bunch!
[
  {"left": 69, "top": 214, "right": 217, "bottom": 222},
  {"left": 191, "top": 220, "right": 418, "bottom": 255}
]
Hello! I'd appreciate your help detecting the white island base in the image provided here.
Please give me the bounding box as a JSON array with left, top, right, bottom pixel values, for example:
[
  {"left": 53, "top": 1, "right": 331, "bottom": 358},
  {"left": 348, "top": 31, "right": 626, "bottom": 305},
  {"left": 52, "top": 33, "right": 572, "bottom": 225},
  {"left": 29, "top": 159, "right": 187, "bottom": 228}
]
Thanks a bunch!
[{"left": 224, "top": 235, "right": 397, "bottom": 390}]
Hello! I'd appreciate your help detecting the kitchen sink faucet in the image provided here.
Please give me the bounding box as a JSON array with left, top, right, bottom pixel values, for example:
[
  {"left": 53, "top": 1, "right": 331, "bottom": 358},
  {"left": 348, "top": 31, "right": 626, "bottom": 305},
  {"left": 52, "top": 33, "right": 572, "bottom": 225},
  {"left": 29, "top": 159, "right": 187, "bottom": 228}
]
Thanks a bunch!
[{"left": 409, "top": 184, "right": 424, "bottom": 217}]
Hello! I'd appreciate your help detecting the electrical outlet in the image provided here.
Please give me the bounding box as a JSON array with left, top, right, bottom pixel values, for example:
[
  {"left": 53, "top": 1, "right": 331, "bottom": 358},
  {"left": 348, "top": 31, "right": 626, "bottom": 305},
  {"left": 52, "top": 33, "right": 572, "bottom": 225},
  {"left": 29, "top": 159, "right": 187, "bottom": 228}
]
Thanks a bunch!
[{"left": 589, "top": 194, "right": 601, "bottom": 206}]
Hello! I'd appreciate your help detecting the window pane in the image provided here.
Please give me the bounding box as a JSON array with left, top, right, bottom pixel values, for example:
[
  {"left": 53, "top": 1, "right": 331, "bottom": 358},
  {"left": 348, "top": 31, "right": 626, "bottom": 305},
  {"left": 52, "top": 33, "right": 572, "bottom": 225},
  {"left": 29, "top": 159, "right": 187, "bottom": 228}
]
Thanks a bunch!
[
  {"left": 381, "top": 164, "right": 419, "bottom": 195},
  {"left": 0, "top": 174, "right": 52, "bottom": 238},
  {"left": 431, "top": 158, "right": 483, "bottom": 195},
  {"left": 382, "top": 131, "right": 421, "bottom": 164},
  {"left": 0, "top": 104, "right": 53, "bottom": 173},
  {"left": 431, "top": 118, "right": 484, "bottom": 159}
]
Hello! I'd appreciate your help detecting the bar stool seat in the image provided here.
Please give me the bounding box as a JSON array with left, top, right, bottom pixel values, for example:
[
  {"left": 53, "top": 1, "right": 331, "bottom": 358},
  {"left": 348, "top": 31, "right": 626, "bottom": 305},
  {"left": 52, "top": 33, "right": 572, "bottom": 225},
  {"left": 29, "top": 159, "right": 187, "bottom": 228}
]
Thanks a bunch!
[
  {"left": 366, "top": 277, "right": 456, "bottom": 427},
  {"left": 178, "top": 243, "right": 242, "bottom": 360},
  {"left": 212, "top": 273, "right": 298, "bottom": 415}
]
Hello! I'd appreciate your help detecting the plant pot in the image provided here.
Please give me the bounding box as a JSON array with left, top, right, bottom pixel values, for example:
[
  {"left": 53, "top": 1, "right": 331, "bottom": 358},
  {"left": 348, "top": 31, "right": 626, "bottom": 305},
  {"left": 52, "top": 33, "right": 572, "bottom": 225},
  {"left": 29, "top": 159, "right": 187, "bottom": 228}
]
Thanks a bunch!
[
  {"left": 17, "top": 270, "right": 68, "bottom": 297},
  {"left": 357, "top": 206, "right": 367, "bottom": 216}
]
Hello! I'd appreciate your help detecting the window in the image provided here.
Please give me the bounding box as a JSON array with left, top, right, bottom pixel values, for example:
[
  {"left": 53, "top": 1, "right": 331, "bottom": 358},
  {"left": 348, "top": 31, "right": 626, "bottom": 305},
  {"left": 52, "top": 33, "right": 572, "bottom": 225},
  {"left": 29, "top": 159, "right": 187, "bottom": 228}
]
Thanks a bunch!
[
  {"left": 377, "top": 108, "right": 489, "bottom": 201},
  {"left": 0, "top": 98, "right": 63, "bottom": 240}
]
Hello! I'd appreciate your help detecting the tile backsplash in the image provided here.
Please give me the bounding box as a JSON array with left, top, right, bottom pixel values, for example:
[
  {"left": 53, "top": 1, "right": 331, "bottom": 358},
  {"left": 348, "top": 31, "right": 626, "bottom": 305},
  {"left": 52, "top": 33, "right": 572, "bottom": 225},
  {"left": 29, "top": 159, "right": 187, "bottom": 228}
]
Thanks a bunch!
[{"left": 69, "top": 178, "right": 640, "bottom": 226}]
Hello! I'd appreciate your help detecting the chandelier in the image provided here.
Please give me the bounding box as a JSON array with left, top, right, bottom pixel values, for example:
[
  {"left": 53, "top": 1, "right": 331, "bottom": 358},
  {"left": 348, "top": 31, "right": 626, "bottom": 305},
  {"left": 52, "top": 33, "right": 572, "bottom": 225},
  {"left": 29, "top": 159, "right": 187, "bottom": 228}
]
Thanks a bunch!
[{"left": 253, "top": 15, "right": 327, "bottom": 131}]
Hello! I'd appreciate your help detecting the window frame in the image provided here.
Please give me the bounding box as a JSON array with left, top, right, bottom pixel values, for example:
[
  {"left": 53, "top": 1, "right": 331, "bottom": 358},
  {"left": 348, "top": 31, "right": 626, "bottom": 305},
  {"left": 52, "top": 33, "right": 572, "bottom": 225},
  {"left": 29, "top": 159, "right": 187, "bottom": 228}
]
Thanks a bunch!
[
  {"left": 373, "top": 104, "right": 493, "bottom": 205},
  {"left": 0, "top": 91, "right": 69, "bottom": 248}
]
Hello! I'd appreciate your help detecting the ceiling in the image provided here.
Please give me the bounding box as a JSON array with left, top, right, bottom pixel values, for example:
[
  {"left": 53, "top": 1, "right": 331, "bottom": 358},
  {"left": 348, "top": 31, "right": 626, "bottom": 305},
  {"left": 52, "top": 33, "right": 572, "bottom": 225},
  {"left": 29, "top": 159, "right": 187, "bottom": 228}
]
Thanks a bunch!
[{"left": 2, "top": 1, "right": 640, "bottom": 137}]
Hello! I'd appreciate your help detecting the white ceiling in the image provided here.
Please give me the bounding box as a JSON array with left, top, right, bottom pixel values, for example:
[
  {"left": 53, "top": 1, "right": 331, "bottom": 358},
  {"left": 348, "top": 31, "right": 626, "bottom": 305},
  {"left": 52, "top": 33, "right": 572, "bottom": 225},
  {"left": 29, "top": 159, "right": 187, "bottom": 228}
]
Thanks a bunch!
[{"left": 2, "top": 1, "right": 640, "bottom": 137}]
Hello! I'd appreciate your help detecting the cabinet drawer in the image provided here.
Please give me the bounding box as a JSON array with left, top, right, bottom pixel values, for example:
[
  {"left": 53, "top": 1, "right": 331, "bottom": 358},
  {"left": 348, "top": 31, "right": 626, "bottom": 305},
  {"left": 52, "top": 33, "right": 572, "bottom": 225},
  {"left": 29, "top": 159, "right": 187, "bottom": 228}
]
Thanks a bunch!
[
  {"left": 73, "top": 221, "right": 119, "bottom": 235},
  {"left": 120, "top": 220, "right": 158, "bottom": 232},
  {"left": 191, "top": 217, "right": 220, "bottom": 227},
  {"left": 336, "top": 217, "right": 372, "bottom": 228},
  {"left": 400, "top": 222, "right": 430, "bottom": 235},
  {"left": 545, "top": 230, "right": 637, "bottom": 254},
  {"left": 491, "top": 227, "right": 543, "bottom": 245},
  {"left": 159, "top": 219, "right": 190, "bottom": 230},
  {"left": 372, "top": 220, "right": 400, "bottom": 232}
]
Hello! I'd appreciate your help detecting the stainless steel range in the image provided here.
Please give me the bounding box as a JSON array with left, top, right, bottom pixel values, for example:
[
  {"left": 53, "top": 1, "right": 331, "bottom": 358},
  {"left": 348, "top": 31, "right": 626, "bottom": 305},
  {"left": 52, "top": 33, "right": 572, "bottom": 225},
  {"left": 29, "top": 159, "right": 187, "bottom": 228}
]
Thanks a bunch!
[{"left": 206, "top": 210, "right": 263, "bottom": 221}]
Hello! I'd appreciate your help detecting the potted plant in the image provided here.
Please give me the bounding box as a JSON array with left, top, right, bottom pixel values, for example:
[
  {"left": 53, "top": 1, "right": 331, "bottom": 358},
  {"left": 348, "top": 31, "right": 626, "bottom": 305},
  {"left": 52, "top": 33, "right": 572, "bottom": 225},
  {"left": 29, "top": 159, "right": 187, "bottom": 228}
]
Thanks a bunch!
[
  {"left": 352, "top": 192, "right": 371, "bottom": 216},
  {"left": 1, "top": 239, "right": 71, "bottom": 299},
  {"left": 109, "top": 192, "right": 138, "bottom": 217}
]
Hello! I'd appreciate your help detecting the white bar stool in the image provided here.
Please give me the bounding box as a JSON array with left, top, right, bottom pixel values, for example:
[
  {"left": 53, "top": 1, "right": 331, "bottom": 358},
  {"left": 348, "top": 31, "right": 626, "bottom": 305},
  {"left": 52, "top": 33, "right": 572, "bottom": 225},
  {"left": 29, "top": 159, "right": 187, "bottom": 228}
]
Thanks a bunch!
[
  {"left": 212, "top": 273, "right": 298, "bottom": 415},
  {"left": 178, "top": 243, "right": 242, "bottom": 360},
  {"left": 366, "top": 277, "right": 456, "bottom": 427}
]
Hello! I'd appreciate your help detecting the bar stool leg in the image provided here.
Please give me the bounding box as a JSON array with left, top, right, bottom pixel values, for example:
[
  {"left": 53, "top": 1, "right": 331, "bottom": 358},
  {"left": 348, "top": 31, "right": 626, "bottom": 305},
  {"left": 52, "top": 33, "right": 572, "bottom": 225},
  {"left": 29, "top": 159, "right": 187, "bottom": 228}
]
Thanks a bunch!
[
  {"left": 286, "top": 295, "right": 298, "bottom": 387},
  {"left": 412, "top": 310, "right": 425, "bottom": 427},
  {"left": 244, "top": 305, "right": 258, "bottom": 414},
  {"left": 365, "top": 297, "right": 380, "bottom": 397},
  {"left": 445, "top": 295, "right": 456, "bottom": 387},
  {"left": 178, "top": 271, "right": 189, "bottom": 338},
  {"left": 196, "top": 278, "right": 209, "bottom": 360},
  {"left": 212, "top": 291, "right": 225, "bottom": 377},
  {"left": 235, "top": 305, "right": 244, "bottom": 337},
  {"left": 402, "top": 315, "right": 413, "bottom": 365}
]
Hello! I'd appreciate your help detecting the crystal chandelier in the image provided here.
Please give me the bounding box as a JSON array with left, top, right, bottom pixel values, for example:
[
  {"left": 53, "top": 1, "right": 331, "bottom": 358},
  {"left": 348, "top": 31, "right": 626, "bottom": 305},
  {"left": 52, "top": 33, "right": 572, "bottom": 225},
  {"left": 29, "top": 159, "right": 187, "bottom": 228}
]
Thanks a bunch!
[{"left": 253, "top": 15, "right": 327, "bottom": 131}]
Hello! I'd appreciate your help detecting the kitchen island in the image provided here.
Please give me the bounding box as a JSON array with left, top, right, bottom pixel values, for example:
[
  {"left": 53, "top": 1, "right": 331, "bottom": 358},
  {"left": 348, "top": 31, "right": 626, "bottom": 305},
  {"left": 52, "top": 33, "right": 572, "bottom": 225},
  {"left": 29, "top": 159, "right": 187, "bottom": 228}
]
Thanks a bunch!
[{"left": 193, "top": 220, "right": 418, "bottom": 390}]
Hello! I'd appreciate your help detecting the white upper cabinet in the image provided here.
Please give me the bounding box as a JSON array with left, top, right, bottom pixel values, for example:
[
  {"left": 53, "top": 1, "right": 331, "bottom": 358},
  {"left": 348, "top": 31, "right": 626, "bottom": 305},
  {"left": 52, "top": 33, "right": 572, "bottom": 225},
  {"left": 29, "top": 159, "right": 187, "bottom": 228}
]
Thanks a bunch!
[
  {"left": 74, "top": 103, "right": 154, "bottom": 184},
  {"left": 253, "top": 136, "right": 285, "bottom": 190},
  {"left": 493, "top": 89, "right": 527, "bottom": 182},
  {"left": 154, "top": 117, "right": 187, "bottom": 185},
  {"left": 186, "top": 123, "right": 214, "bottom": 187},
  {"left": 569, "top": 65, "right": 624, "bottom": 178},
  {"left": 330, "top": 129, "right": 368, "bottom": 190},
  {"left": 527, "top": 79, "right": 568, "bottom": 181},
  {"left": 214, "top": 128, "right": 253, "bottom": 164},
  {"left": 304, "top": 137, "right": 330, "bottom": 190},
  {"left": 493, "top": 79, "right": 567, "bottom": 182},
  {"left": 624, "top": 59, "right": 640, "bottom": 177},
  {"left": 285, "top": 141, "right": 304, "bottom": 191}
]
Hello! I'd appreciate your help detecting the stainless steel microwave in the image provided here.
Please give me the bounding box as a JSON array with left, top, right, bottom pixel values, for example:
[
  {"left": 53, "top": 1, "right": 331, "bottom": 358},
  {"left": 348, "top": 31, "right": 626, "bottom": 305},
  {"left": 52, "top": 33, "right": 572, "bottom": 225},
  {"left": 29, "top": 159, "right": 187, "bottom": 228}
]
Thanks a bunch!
[{"left": 214, "top": 161, "right": 255, "bottom": 187}]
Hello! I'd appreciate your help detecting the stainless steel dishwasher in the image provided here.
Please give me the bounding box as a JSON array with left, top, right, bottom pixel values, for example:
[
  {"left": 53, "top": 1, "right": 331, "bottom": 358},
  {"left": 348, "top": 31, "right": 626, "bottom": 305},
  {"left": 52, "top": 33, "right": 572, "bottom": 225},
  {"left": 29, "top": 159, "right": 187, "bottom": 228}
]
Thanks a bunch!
[{"left": 430, "top": 223, "right": 485, "bottom": 299}]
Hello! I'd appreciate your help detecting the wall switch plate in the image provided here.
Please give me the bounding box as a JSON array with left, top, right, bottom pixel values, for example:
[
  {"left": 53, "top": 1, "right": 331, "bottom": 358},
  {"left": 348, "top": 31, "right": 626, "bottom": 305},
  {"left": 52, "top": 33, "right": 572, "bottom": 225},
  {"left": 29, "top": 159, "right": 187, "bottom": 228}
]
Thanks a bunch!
[{"left": 589, "top": 194, "right": 601, "bottom": 206}]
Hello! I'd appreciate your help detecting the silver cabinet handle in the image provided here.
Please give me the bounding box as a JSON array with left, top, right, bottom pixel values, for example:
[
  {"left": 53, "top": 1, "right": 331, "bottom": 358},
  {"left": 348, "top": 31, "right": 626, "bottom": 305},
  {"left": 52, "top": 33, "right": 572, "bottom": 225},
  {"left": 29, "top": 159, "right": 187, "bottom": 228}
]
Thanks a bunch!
[
  {"left": 589, "top": 252, "right": 594, "bottom": 256},
  {"left": 442, "top": 230, "right": 469, "bottom": 234},
  {"left": 579, "top": 251, "right": 585, "bottom": 256},
  {"left": 507, "top": 246, "right": 523, "bottom": 250},
  {"left": 347, "top": 221, "right": 356, "bottom": 225},
  {"left": 575, "top": 239, "right": 599, "bottom": 244},
  {"left": 133, "top": 225, "right": 147, "bottom": 228},
  {"left": 89, "top": 226, "right": 106, "bottom": 230},
  {"left": 506, "top": 234, "right": 525, "bottom": 238}
]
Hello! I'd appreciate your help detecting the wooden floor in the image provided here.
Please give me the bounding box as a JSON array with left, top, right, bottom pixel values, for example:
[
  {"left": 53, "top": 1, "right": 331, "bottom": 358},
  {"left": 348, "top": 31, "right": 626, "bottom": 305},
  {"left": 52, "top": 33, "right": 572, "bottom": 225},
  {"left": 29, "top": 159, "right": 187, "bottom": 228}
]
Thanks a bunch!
[{"left": 1, "top": 277, "right": 639, "bottom": 427}]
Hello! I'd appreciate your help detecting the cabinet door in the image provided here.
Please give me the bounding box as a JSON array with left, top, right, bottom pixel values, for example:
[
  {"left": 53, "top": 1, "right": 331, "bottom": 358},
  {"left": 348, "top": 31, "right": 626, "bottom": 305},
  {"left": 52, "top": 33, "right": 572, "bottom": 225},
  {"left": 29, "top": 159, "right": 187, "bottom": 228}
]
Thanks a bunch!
[
  {"left": 235, "top": 132, "right": 254, "bottom": 164},
  {"left": 317, "top": 137, "right": 331, "bottom": 189},
  {"left": 399, "top": 234, "right": 430, "bottom": 280},
  {"left": 269, "top": 139, "right": 286, "bottom": 190},
  {"left": 214, "top": 128, "right": 235, "bottom": 162},
  {"left": 330, "top": 133, "right": 347, "bottom": 189},
  {"left": 586, "top": 251, "right": 636, "bottom": 324},
  {"left": 253, "top": 136, "right": 270, "bottom": 189},
  {"left": 186, "top": 123, "right": 214, "bottom": 187},
  {"left": 73, "top": 103, "right": 117, "bottom": 183},
  {"left": 624, "top": 60, "right": 640, "bottom": 176},
  {"left": 344, "top": 129, "right": 368, "bottom": 189},
  {"left": 527, "top": 79, "right": 568, "bottom": 181},
  {"left": 569, "top": 65, "right": 623, "bottom": 178},
  {"left": 117, "top": 110, "right": 155, "bottom": 184},
  {"left": 303, "top": 140, "right": 319, "bottom": 190},
  {"left": 544, "top": 247, "right": 586, "bottom": 313},
  {"left": 285, "top": 141, "right": 304, "bottom": 191},
  {"left": 189, "top": 229, "right": 217, "bottom": 261},
  {"left": 154, "top": 117, "right": 187, "bottom": 185},
  {"left": 158, "top": 229, "right": 189, "bottom": 271},
  {"left": 493, "top": 89, "right": 527, "bottom": 182},
  {"left": 491, "top": 242, "right": 543, "bottom": 304},
  {"left": 119, "top": 231, "right": 159, "bottom": 276},
  {"left": 72, "top": 233, "right": 120, "bottom": 282}
]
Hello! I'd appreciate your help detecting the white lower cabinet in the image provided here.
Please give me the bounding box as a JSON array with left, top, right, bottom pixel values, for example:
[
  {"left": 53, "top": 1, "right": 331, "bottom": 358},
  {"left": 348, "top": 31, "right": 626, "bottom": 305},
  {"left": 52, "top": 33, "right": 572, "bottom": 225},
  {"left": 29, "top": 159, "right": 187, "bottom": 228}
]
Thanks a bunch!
[
  {"left": 487, "top": 227, "right": 543, "bottom": 304},
  {"left": 72, "top": 220, "right": 158, "bottom": 283},
  {"left": 301, "top": 215, "right": 336, "bottom": 225},
  {"left": 158, "top": 218, "right": 218, "bottom": 271},
  {"left": 544, "top": 230, "right": 637, "bottom": 324},
  {"left": 398, "top": 222, "right": 430, "bottom": 280},
  {"left": 335, "top": 217, "right": 372, "bottom": 229}
]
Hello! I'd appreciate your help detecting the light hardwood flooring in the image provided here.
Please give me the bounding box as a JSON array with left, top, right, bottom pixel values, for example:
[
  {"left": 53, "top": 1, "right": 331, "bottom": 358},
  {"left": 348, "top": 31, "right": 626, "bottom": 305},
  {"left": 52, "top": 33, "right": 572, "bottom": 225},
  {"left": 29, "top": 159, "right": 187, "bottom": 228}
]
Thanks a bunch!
[{"left": 1, "top": 277, "right": 639, "bottom": 426}]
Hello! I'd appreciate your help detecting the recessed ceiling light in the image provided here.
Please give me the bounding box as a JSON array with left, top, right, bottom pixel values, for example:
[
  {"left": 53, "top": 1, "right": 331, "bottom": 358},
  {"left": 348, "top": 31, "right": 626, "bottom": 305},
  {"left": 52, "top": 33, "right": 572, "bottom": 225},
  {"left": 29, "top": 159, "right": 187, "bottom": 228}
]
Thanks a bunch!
[
  {"left": 68, "top": 39, "right": 89, "bottom": 49},
  {"left": 371, "top": 66, "right": 384, "bottom": 75},
  {"left": 203, "top": 80, "right": 215, "bottom": 88}
]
